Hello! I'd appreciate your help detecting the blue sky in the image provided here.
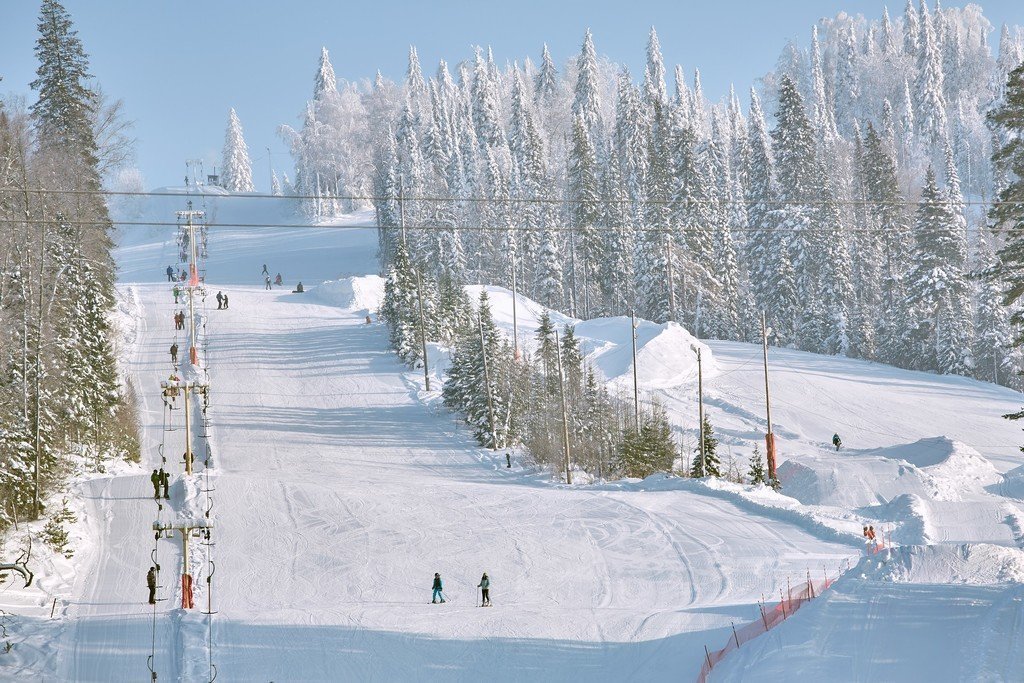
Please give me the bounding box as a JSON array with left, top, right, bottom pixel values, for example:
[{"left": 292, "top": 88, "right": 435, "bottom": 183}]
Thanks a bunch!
[{"left": 1, "top": 1, "right": 1020, "bottom": 191}]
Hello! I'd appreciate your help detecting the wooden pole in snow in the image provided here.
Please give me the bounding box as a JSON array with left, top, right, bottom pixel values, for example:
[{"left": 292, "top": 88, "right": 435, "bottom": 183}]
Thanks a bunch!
[
  {"left": 555, "top": 330, "right": 573, "bottom": 484},
  {"left": 415, "top": 270, "right": 430, "bottom": 391},
  {"left": 479, "top": 311, "right": 498, "bottom": 451}
]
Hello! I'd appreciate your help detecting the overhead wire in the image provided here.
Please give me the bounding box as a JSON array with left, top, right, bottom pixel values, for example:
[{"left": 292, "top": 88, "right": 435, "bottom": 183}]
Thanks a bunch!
[
  {"left": 0, "top": 216, "right": 1016, "bottom": 235},
  {"left": 2, "top": 185, "right": 1023, "bottom": 208}
]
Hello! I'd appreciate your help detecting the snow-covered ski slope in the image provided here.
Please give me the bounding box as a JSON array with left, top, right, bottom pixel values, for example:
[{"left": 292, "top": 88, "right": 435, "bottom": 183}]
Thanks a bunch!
[{"left": 5, "top": 189, "right": 1024, "bottom": 681}]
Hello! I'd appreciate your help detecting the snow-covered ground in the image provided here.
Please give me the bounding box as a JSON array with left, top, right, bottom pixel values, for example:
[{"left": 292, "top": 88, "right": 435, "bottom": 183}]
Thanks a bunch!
[{"left": 4, "top": 192, "right": 1024, "bottom": 681}]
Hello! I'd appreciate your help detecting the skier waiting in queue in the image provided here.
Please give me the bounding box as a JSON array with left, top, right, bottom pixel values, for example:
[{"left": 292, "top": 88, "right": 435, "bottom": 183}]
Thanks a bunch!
[
  {"left": 170, "top": 343, "right": 178, "bottom": 365},
  {"left": 478, "top": 572, "right": 491, "bottom": 606},
  {"left": 832, "top": 433, "right": 842, "bottom": 451},
  {"left": 150, "top": 469, "right": 161, "bottom": 498},
  {"left": 147, "top": 566, "right": 157, "bottom": 605},
  {"left": 432, "top": 573, "right": 445, "bottom": 603},
  {"left": 173, "top": 285, "right": 181, "bottom": 304},
  {"left": 166, "top": 265, "right": 175, "bottom": 282},
  {"left": 159, "top": 467, "right": 169, "bottom": 499}
]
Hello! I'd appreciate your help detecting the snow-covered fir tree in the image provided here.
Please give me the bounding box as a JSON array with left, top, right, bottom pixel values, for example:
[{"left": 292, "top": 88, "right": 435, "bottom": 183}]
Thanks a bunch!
[{"left": 221, "top": 108, "right": 255, "bottom": 192}]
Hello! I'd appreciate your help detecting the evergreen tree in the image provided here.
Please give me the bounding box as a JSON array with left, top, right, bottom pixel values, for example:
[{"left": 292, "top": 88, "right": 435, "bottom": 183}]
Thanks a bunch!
[
  {"left": 313, "top": 46, "right": 338, "bottom": 100},
  {"left": 746, "top": 88, "right": 796, "bottom": 339},
  {"left": 572, "top": 30, "right": 604, "bottom": 141},
  {"left": 915, "top": 0, "right": 949, "bottom": 147},
  {"left": 534, "top": 43, "right": 558, "bottom": 106},
  {"left": 771, "top": 76, "right": 818, "bottom": 346},
  {"left": 567, "top": 113, "right": 603, "bottom": 318},
  {"left": 748, "top": 444, "right": 768, "bottom": 485},
  {"left": 905, "top": 166, "right": 973, "bottom": 374},
  {"left": 617, "top": 404, "right": 675, "bottom": 478},
  {"left": 643, "top": 27, "right": 667, "bottom": 107},
  {"left": 974, "top": 230, "right": 1016, "bottom": 386},
  {"left": 442, "top": 291, "right": 511, "bottom": 448},
  {"left": 690, "top": 414, "right": 720, "bottom": 478},
  {"left": 31, "top": 0, "right": 99, "bottom": 170},
  {"left": 221, "top": 108, "right": 256, "bottom": 192}
]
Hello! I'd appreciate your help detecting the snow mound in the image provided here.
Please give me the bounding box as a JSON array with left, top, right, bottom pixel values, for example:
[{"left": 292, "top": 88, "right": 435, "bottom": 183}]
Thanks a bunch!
[
  {"left": 779, "top": 437, "right": 999, "bottom": 508},
  {"left": 308, "top": 275, "right": 385, "bottom": 312},
  {"left": 576, "top": 318, "right": 714, "bottom": 390},
  {"left": 997, "top": 464, "right": 1024, "bottom": 501},
  {"left": 860, "top": 544, "right": 1024, "bottom": 584},
  {"left": 464, "top": 285, "right": 714, "bottom": 391}
]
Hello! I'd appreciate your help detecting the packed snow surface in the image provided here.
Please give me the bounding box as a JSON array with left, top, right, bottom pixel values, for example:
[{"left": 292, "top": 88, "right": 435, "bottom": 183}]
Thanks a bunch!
[{"left": 4, "top": 193, "right": 1024, "bottom": 681}]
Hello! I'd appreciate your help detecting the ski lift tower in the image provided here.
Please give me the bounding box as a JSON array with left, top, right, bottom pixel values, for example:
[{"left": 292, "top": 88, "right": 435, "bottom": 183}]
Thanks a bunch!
[
  {"left": 152, "top": 519, "right": 213, "bottom": 609},
  {"left": 176, "top": 204, "right": 206, "bottom": 358}
]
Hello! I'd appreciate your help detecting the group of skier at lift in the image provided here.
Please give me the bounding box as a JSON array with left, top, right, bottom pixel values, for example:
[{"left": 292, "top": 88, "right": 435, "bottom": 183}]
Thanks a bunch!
[{"left": 432, "top": 572, "right": 492, "bottom": 607}]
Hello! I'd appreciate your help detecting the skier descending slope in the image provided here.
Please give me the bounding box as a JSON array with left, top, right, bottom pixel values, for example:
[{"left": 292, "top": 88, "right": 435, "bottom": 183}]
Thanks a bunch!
[
  {"left": 832, "top": 433, "right": 842, "bottom": 450},
  {"left": 431, "top": 573, "right": 445, "bottom": 603}
]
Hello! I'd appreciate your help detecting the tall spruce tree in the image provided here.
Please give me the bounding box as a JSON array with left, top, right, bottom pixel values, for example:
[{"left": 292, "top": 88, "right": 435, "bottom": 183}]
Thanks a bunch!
[{"left": 221, "top": 108, "right": 256, "bottom": 192}]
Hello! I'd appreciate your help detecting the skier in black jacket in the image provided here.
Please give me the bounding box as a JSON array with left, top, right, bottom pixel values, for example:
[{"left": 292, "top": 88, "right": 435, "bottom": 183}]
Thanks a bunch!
[
  {"left": 431, "top": 573, "right": 445, "bottom": 603},
  {"left": 150, "top": 469, "right": 161, "bottom": 498},
  {"left": 478, "top": 573, "right": 491, "bottom": 606},
  {"left": 147, "top": 566, "right": 157, "bottom": 604}
]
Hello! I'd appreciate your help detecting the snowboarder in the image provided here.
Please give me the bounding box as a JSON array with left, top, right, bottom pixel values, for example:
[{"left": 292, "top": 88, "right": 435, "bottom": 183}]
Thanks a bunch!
[
  {"left": 274, "top": 273, "right": 283, "bottom": 287},
  {"left": 173, "top": 285, "right": 181, "bottom": 304},
  {"left": 147, "top": 566, "right": 157, "bottom": 605},
  {"left": 262, "top": 263, "right": 269, "bottom": 277},
  {"left": 265, "top": 275, "right": 272, "bottom": 291},
  {"left": 832, "top": 433, "right": 842, "bottom": 451},
  {"left": 293, "top": 282, "right": 304, "bottom": 293},
  {"left": 159, "top": 468, "right": 169, "bottom": 499},
  {"left": 222, "top": 294, "right": 229, "bottom": 309},
  {"left": 150, "top": 469, "right": 161, "bottom": 498},
  {"left": 166, "top": 265, "right": 174, "bottom": 282},
  {"left": 432, "top": 573, "right": 445, "bottom": 603},
  {"left": 170, "top": 343, "right": 178, "bottom": 365},
  {"left": 216, "top": 291, "right": 223, "bottom": 310},
  {"left": 478, "top": 573, "right": 491, "bottom": 606},
  {"left": 505, "top": 453, "right": 511, "bottom": 469}
]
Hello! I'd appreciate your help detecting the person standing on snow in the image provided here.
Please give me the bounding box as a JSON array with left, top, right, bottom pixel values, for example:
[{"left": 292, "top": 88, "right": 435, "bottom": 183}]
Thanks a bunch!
[
  {"left": 159, "top": 467, "right": 169, "bottom": 499},
  {"left": 150, "top": 469, "right": 161, "bottom": 498},
  {"left": 216, "top": 291, "right": 224, "bottom": 309},
  {"left": 166, "top": 265, "right": 174, "bottom": 282},
  {"left": 147, "top": 566, "right": 157, "bottom": 605},
  {"left": 222, "top": 294, "right": 229, "bottom": 309},
  {"left": 432, "top": 573, "right": 445, "bottom": 603},
  {"left": 478, "top": 573, "right": 491, "bottom": 606},
  {"left": 832, "top": 433, "right": 842, "bottom": 451},
  {"left": 264, "top": 275, "right": 272, "bottom": 291},
  {"left": 170, "top": 343, "right": 178, "bottom": 365},
  {"left": 173, "top": 285, "right": 181, "bottom": 304}
]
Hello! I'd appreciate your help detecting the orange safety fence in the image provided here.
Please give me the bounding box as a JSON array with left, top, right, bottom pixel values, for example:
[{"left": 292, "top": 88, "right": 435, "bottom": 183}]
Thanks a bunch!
[{"left": 696, "top": 568, "right": 845, "bottom": 682}]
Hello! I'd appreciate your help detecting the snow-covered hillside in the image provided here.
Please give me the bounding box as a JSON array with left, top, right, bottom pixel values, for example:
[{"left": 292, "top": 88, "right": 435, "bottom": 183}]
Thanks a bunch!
[{"left": 4, "top": 194, "right": 1024, "bottom": 681}]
